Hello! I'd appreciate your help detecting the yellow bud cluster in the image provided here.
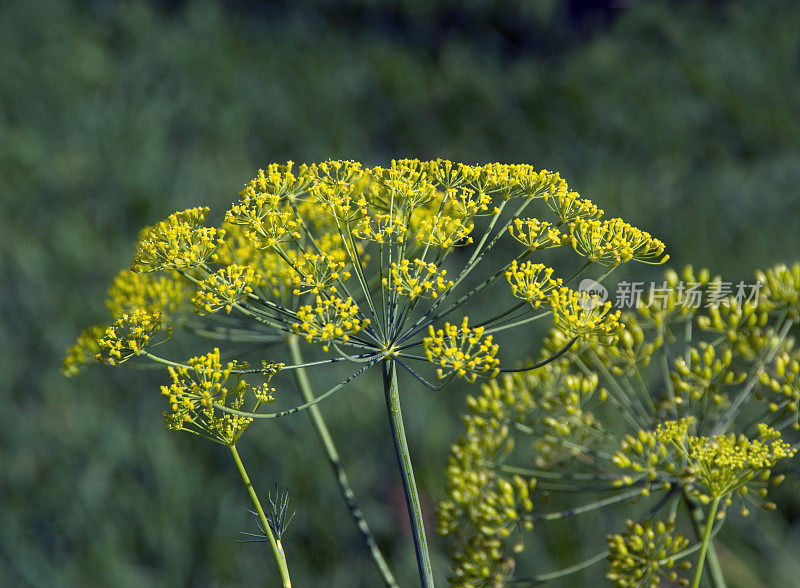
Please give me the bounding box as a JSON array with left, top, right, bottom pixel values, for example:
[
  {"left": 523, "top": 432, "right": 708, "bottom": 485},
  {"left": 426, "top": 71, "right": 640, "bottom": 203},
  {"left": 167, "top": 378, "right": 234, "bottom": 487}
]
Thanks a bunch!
[
  {"left": 105, "top": 270, "right": 187, "bottom": 319},
  {"left": 439, "top": 373, "right": 535, "bottom": 585},
  {"left": 96, "top": 308, "right": 164, "bottom": 365},
  {"left": 670, "top": 342, "right": 745, "bottom": 406},
  {"left": 383, "top": 258, "right": 453, "bottom": 300},
  {"left": 505, "top": 260, "right": 561, "bottom": 307},
  {"left": 757, "top": 262, "right": 800, "bottom": 319},
  {"left": 424, "top": 317, "right": 500, "bottom": 382},
  {"left": 606, "top": 519, "right": 691, "bottom": 588},
  {"left": 759, "top": 351, "right": 800, "bottom": 430},
  {"left": 192, "top": 264, "right": 260, "bottom": 314},
  {"left": 292, "top": 296, "right": 369, "bottom": 352},
  {"left": 131, "top": 207, "right": 224, "bottom": 273},
  {"left": 508, "top": 217, "right": 566, "bottom": 251},
  {"left": 62, "top": 324, "right": 106, "bottom": 376},
  {"left": 549, "top": 286, "right": 621, "bottom": 341},
  {"left": 589, "top": 313, "right": 659, "bottom": 376},
  {"left": 612, "top": 427, "right": 680, "bottom": 486},
  {"left": 310, "top": 160, "right": 369, "bottom": 222}
]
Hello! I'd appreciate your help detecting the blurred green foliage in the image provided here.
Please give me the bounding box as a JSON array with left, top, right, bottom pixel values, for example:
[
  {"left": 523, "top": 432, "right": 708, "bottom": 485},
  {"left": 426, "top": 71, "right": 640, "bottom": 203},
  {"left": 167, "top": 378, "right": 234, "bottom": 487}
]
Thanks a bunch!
[{"left": 1, "top": 0, "right": 799, "bottom": 585}]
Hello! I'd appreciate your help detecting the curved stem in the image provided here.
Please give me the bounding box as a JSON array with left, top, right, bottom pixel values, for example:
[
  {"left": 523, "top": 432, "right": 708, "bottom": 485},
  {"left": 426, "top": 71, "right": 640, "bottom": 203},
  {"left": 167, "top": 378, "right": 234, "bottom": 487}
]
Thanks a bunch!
[
  {"left": 383, "top": 359, "right": 434, "bottom": 587},
  {"left": 508, "top": 549, "right": 609, "bottom": 585},
  {"left": 229, "top": 444, "right": 291, "bottom": 588},
  {"left": 525, "top": 486, "right": 648, "bottom": 522},
  {"left": 287, "top": 336, "right": 398, "bottom": 587},
  {"left": 499, "top": 337, "right": 578, "bottom": 373},
  {"left": 214, "top": 358, "right": 380, "bottom": 419},
  {"left": 692, "top": 496, "right": 721, "bottom": 588}
]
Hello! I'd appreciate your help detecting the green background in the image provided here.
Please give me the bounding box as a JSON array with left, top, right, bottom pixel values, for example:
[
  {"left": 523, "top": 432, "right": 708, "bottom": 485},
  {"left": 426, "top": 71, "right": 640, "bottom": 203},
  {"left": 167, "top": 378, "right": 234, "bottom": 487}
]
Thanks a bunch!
[{"left": 2, "top": 0, "right": 799, "bottom": 585}]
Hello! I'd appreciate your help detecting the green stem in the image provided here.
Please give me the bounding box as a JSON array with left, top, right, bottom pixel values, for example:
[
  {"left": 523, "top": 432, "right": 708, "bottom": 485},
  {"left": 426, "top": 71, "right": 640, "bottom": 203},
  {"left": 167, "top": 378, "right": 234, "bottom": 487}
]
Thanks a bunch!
[
  {"left": 287, "top": 336, "right": 398, "bottom": 587},
  {"left": 684, "top": 492, "right": 726, "bottom": 588},
  {"left": 692, "top": 496, "right": 721, "bottom": 588},
  {"left": 508, "top": 549, "right": 609, "bottom": 584},
  {"left": 229, "top": 444, "right": 291, "bottom": 588},
  {"left": 382, "top": 359, "right": 434, "bottom": 587}
]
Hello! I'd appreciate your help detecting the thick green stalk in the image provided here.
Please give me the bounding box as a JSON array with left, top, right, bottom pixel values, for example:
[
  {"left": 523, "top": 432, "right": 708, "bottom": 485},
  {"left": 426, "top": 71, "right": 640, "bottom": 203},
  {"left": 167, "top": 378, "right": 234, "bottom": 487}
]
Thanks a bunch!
[
  {"left": 684, "top": 491, "right": 726, "bottom": 588},
  {"left": 692, "top": 496, "right": 721, "bottom": 588},
  {"left": 287, "top": 336, "right": 398, "bottom": 587},
  {"left": 382, "top": 359, "right": 434, "bottom": 587},
  {"left": 229, "top": 444, "right": 291, "bottom": 588}
]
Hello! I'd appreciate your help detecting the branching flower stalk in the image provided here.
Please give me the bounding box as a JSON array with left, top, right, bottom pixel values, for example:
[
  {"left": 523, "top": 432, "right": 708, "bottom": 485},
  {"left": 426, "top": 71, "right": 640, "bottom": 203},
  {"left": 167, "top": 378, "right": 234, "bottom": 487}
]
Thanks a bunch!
[
  {"left": 64, "top": 160, "right": 666, "bottom": 586},
  {"left": 440, "top": 262, "right": 800, "bottom": 586}
]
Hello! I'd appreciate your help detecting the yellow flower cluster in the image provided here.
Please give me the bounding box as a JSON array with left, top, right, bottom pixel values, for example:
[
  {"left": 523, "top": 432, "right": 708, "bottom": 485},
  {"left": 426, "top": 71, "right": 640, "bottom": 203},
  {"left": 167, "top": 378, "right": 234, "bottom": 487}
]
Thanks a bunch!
[
  {"left": 292, "top": 296, "right": 369, "bottom": 352},
  {"left": 505, "top": 260, "right": 561, "bottom": 307},
  {"left": 544, "top": 185, "right": 602, "bottom": 223},
  {"left": 62, "top": 324, "right": 106, "bottom": 376},
  {"left": 758, "top": 262, "right": 800, "bottom": 319},
  {"left": 160, "top": 348, "right": 282, "bottom": 445},
  {"left": 105, "top": 270, "right": 187, "bottom": 318},
  {"left": 424, "top": 317, "right": 500, "bottom": 382},
  {"left": 131, "top": 207, "right": 224, "bottom": 272},
  {"left": 351, "top": 212, "right": 408, "bottom": 243},
  {"left": 192, "top": 264, "right": 261, "bottom": 314},
  {"left": 383, "top": 259, "right": 453, "bottom": 300},
  {"left": 549, "top": 286, "right": 621, "bottom": 341},
  {"left": 225, "top": 187, "right": 303, "bottom": 249},
  {"left": 246, "top": 161, "right": 315, "bottom": 198},
  {"left": 290, "top": 252, "right": 351, "bottom": 296},
  {"left": 686, "top": 423, "right": 795, "bottom": 500},
  {"left": 606, "top": 519, "right": 691, "bottom": 588},
  {"left": 415, "top": 214, "right": 475, "bottom": 249},
  {"left": 616, "top": 417, "right": 796, "bottom": 505},
  {"left": 508, "top": 217, "right": 566, "bottom": 251},
  {"left": 571, "top": 218, "right": 668, "bottom": 266},
  {"left": 96, "top": 308, "right": 164, "bottom": 365}
]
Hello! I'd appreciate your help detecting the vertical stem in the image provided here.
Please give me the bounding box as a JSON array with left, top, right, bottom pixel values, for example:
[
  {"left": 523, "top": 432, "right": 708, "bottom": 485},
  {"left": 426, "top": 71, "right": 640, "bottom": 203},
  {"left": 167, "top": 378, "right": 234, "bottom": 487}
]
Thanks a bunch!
[
  {"left": 287, "top": 336, "right": 398, "bottom": 587},
  {"left": 382, "top": 359, "right": 435, "bottom": 587},
  {"left": 684, "top": 491, "right": 727, "bottom": 588},
  {"left": 229, "top": 444, "right": 292, "bottom": 588},
  {"left": 692, "top": 496, "right": 721, "bottom": 588}
]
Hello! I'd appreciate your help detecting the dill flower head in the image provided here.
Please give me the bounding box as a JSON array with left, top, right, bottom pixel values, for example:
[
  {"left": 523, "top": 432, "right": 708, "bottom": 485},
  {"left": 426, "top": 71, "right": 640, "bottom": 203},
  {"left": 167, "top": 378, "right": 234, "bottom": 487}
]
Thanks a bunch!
[
  {"left": 606, "top": 519, "right": 691, "bottom": 587},
  {"left": 161, "top": 347, "right": 282, "bottom": 445},
  {"left": 441, "top": 261, "right": 799, "bottom": 586},
  {"left": 570, "top": 217, "right": 668, "bottom": 266},
  {"left": 65, "top": 160, "right": 668, "bottom": 585},
  {"left": 131, "top": 207, "right": 225, "bottom": 273},
  {"left": 424, "top": 317, "right": 500, "bottom": 382},
  {"left": 95, "top": 308, "right": 165, "bottom": 365},
  {"left": 549, "top": 286, "right": 622, "bottom": 341},
  {"left": 68, "top": 159, "right": 665, "bottom": 393}
]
